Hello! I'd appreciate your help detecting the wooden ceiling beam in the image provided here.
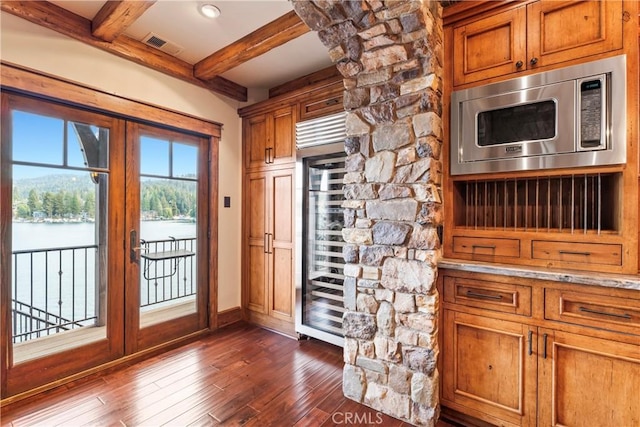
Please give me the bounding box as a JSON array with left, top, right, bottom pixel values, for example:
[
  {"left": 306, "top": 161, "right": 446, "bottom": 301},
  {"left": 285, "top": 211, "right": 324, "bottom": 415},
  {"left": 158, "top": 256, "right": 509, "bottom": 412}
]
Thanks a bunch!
[
  {"left": 194, "top": 10, "right": 310, "bottom": 81},
  {"left": 269, "top": 65, "right": 341, "bottom": 98},
  {"left": 0, "top": 1, "right": 247, "bottom": 101},
  {"left": 92, "top": 0, "right": 156, "bottom": 42}
]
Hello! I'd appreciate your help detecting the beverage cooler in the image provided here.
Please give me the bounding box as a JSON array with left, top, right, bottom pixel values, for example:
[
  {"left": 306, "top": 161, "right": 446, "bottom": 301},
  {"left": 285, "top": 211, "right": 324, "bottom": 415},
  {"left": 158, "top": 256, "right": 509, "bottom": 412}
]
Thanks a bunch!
[{"left": 295, "top": 112, "right": 346, "bottom": 347}]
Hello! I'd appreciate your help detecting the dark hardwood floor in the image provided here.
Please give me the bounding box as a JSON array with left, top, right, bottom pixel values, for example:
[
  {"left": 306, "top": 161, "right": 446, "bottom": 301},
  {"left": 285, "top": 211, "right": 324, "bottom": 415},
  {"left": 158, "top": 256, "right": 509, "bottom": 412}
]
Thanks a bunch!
[{"left": 1, "top": 322, "right": 459, "bottom": 426}]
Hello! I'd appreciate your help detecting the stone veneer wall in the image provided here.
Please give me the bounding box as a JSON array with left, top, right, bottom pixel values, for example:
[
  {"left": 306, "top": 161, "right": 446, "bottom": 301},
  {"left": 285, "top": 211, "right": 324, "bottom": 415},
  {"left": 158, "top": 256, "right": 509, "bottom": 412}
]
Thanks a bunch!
[{"left": 292, "top": 1, "right": 444, "bottom": 426}]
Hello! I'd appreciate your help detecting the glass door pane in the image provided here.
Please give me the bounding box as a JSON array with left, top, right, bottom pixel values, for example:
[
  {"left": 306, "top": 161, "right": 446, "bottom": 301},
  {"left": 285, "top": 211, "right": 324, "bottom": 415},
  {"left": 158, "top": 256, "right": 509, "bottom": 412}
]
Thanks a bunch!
[
  {"left": 1, "top": 93, "right": 124, "bottom": 398},
  {"left": 10, "top": 112, "right": 109, "bottom": 362},
  {"left": 300, "top": 152, "right": 346, "bottom": 344},
  {"left": 125, "top": 122, "right": 208, "bottom": 352},
  {"left": 138, "top": 136, "right": 198, "bottom": 327}
]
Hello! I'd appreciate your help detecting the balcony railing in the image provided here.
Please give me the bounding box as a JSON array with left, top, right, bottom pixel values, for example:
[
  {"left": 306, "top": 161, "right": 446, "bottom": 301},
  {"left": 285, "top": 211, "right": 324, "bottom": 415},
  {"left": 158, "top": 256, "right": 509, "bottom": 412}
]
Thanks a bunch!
[
  {"left": 11, "top": 237, "right": 196, "bottom": 344},
  {"left": 139, "top": 236, "right": 197, "bottom": 308}
]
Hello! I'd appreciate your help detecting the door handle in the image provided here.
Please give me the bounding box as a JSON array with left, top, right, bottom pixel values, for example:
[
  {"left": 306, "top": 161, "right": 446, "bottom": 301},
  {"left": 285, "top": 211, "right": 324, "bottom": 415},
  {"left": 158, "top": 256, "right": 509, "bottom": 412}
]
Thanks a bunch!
[{"left": 130, "top": 229, "right": 146, "bottom": 262}]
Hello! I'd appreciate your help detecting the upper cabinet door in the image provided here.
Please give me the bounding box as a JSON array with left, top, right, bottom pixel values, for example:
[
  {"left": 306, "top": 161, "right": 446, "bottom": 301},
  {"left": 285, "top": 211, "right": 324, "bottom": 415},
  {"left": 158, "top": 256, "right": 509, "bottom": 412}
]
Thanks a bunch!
[
  {"left": 527, "top": 0, "right": 623, "bottom": 69},
  {"left": 244, "top": 113, "right": 269, "bottom": 171},
  {"left": 453, "top": 6, "right": 527, "bottom": 87},
  {"left": 243, "top": 106, "right": 295, "bottom": 171},
  {"left": 269, "top": 106, "right": 296, "bottom": 167}
]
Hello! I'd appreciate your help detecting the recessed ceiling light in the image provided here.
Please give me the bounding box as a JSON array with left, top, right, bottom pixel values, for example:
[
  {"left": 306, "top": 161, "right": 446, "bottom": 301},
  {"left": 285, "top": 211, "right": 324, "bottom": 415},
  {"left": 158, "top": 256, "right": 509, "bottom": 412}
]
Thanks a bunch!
[{"left": 200, "top": 4, "right": 221, "bottom": 19}]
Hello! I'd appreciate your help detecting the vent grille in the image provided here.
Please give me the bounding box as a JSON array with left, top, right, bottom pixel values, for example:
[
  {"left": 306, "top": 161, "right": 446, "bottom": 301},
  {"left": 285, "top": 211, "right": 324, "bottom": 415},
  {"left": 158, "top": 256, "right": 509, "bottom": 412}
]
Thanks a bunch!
[
  {"left": 142, "top": 33, "right": 183, "bottom": 56},
  {"left": 146, "top": 35, "right": 166, "bottom": 48},
  {"left": 296, "top": 112, "right": 346, "bottom": 149}
]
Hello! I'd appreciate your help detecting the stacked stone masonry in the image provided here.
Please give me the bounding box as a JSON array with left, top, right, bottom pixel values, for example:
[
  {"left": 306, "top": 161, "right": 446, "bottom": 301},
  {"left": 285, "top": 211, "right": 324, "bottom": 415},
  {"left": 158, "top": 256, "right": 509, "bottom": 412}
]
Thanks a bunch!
[{"left": 293, "top": 1, "right": 443, "bottom": 426}]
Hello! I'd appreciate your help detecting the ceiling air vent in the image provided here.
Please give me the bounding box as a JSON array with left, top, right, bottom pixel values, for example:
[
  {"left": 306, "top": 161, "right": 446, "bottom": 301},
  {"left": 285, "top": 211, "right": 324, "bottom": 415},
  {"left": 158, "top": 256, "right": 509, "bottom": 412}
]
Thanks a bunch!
[{"left": 142, "top": 32, "right": 183, "bottom": 56}]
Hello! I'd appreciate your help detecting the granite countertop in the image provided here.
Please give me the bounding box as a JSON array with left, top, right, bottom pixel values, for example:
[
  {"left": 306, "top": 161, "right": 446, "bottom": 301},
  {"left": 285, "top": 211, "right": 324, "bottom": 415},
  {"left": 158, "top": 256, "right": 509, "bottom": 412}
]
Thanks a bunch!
[{"left": 438, "top": 258, "right": 640, "bottom": 292}]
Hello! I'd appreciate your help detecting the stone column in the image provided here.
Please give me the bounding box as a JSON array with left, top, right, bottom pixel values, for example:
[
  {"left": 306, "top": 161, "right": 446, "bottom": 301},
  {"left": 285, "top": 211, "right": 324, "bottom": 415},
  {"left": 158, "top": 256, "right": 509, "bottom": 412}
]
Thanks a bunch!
[{"left": 292, "top": 1, "right": 443, "bottom": 425}]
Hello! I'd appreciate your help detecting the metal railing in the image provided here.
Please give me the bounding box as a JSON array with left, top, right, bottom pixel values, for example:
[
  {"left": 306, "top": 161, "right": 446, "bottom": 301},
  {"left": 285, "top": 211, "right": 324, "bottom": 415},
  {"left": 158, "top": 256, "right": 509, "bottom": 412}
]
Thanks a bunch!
[
  {"left": 139, "top": 236, "right": 197, "bottom": 308},
  {"left": 11, "top": 237, "right": 196, "bottom": 343},
  {"left": 12, "top": 244, "right": 99, "bottom": 343}
]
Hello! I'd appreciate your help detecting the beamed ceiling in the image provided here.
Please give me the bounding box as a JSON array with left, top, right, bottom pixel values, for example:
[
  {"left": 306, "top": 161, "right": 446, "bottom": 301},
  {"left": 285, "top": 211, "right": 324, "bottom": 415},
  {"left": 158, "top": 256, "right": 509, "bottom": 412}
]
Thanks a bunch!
[{"left": 1, "top": 1, "right": 457, "bottom": 102}]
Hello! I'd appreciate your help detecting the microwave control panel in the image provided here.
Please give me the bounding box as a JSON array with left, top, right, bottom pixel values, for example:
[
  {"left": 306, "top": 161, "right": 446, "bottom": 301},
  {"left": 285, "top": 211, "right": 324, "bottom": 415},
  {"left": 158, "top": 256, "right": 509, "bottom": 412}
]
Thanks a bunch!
[{"left": 579, "top": 76, "right": 606, "bottom": 149}]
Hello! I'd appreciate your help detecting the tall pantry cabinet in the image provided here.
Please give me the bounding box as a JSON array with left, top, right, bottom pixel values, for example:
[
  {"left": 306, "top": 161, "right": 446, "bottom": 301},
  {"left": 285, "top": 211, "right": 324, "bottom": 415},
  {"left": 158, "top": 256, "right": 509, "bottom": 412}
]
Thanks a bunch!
[
  {"left": 238, "top": 76, "right": 345, "bottom": 336},
  {"left": 241, "top": 105, "right": 296, "bottom": 335}
]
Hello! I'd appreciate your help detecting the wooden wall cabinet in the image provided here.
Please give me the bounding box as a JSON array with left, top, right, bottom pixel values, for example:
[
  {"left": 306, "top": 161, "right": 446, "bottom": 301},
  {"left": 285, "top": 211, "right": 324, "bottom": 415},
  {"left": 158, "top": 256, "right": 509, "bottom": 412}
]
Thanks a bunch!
[
  {"left": 452, "top": 0, "right": 623, "bottom": 87},
  {"left": 439, "top": 269, "right": 640, "bottom": 427},
  {"left": 244, "top": 105, "right": 295, "bottom": 171},
  {"left": 239, "top": 73, "right": 343, "bottom": 336},
  {"left": 443, "top": 0, "right": 638, "bottom": 274}
]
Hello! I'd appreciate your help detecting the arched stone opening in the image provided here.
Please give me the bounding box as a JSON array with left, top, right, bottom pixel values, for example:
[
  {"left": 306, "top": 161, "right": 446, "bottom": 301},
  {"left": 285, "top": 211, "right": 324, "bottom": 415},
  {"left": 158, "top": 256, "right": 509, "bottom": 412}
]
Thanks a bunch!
[{"left": 292, "top": 1, "right": 444, "bottom": 425}]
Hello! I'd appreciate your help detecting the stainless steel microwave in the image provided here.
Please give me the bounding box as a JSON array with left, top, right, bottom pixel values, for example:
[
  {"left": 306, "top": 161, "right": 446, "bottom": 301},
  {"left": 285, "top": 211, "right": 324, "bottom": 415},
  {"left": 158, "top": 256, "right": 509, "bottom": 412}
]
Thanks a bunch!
[{"left": 450, "top": 55, "right": 626, "bottom": 175}]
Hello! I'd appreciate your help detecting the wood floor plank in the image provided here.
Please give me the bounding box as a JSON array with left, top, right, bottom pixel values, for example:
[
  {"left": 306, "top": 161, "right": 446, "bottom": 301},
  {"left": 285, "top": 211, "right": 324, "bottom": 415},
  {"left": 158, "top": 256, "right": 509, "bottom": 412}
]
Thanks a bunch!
[
  {"left": 1, "top": 323, "right": 455, "bottom": 427},
  {"left": 294, "top": 407, "right": 332, "bottom": 426}
]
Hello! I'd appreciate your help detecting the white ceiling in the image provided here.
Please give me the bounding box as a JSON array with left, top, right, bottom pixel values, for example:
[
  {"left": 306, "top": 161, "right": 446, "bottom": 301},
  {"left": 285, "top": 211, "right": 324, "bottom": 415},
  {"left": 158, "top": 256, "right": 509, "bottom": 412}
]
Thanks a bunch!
[{"left": 48, "top": 0, "right": 334, "bottom": 91}]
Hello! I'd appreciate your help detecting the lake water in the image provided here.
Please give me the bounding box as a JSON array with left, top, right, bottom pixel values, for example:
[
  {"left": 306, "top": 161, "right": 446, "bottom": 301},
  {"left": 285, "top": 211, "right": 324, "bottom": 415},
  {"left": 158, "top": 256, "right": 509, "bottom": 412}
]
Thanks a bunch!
[
  {"left": 10, "top": 221, "right": 197, "bottom": 338},
  {"left": 12, "top": 221, "right": 197, "bottom": 251}
]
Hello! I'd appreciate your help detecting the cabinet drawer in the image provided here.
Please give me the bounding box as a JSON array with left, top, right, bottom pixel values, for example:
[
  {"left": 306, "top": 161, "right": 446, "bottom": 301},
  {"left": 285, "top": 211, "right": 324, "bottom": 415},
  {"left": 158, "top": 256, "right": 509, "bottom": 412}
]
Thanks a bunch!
[
  {"left": 545, "top": 289, "right": 640, "bottom": 336},
  {"left": 452, "top": 236, "right": 520, "bottom": 258},
  {"left": 532, "top": 241, "right": 622, "bottom": 266},
  {"left": 443, "top": 276, "right": 531, "bottom": 316},
  {"left": 299, "top": 94, "right": 344, "bottom": 121}
]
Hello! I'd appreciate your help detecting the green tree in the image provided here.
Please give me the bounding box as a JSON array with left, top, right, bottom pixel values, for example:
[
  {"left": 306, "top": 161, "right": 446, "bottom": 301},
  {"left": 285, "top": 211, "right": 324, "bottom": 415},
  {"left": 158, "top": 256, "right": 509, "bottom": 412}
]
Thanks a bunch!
[
  {"left": 68, "top": 192, "right": 82, "bottom": 215},
  {"left": 84, "top": 192, "right": 95, "bottom": 218},
  {"left": 16, "top": 204, "right": 31, "bottom": 218},
  {"left": 53, "top": 191, "right": 65, "bottom": 217},
  {"left": 42, "top": 192, "right": 55, "bottom": 217},
  {"left": 27, "top": 189, "right": 41, "bottom": 213}
]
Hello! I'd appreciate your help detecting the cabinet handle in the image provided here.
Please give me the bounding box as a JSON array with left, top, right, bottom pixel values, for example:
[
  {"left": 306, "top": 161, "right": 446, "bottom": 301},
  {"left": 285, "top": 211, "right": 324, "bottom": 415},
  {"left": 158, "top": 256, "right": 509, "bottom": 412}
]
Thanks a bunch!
[
  {"left": 543, "top": 333, "right": 548, "bottom": 359},
  {"left": 264, "top": 233, "right": 268, "bottom": 254},
  {"left": 465, "top": 290, "right": 503, "bottom": 301},
  {"left": 267, "top": 233, "right": 273, "bottom": 254},
  {"left": 268, "top": 147, "right": 274, "bottom": 164},
  {"left": 264, "top": 148, "right": 269, "bottom": 164},
  {"left": 559, "top": 250, "right": 591, "bottom": 256},
  {"left": 325, "top": 98, "right": 339, "bottom": 106},
  {"left": 528, "top": 330, "right": 533, "bottom": 356},
  {"left": 579, "top": 306, "right": 632, "bottom": 320},
  {"left": 530, "top": 57, "right": 539, "bottom": 66},
  {"left": 515, "top": 60, "right": 524, "bottom": 68}
]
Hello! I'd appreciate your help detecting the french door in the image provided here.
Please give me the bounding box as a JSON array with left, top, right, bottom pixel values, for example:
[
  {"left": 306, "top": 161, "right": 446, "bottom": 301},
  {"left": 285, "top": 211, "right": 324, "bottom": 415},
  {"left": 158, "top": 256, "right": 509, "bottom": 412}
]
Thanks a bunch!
[
  {"left": 1, "top": 93, "right": 210, "bottom": 398},
  {"left": 125, "top": 122, "right": 209, "bottom": 353}
]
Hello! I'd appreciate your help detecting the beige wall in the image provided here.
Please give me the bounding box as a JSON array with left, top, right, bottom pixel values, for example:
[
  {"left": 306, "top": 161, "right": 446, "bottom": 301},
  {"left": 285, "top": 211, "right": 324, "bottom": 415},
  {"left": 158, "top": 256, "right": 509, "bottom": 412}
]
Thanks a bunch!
[{"left": 1, "top": 12, "right": 243, "bottom": 312}]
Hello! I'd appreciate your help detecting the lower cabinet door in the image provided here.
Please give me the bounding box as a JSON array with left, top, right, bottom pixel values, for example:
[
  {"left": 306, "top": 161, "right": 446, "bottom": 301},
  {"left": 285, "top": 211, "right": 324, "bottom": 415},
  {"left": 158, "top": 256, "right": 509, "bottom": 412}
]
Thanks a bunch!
[
  {"left": 538, "top": 329, "right": 640, "bottom": 427},
  {"left": 442, "top": 310, "right": 537, "bottom": 427}
]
